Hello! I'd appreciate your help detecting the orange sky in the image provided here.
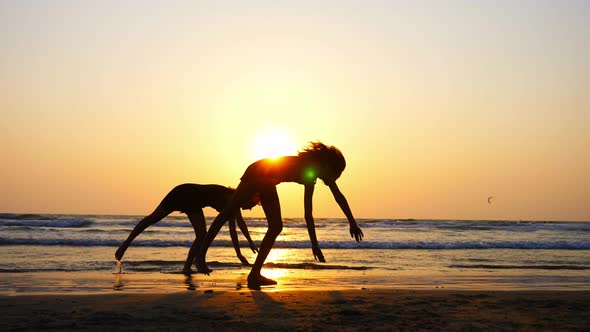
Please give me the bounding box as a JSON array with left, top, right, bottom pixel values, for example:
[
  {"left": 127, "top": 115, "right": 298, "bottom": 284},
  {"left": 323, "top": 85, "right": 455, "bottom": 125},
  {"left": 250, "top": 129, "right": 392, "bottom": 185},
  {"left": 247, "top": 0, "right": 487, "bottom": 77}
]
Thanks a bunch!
[{"left": 1, "top": 1, "right": 588, "bottom": 220}]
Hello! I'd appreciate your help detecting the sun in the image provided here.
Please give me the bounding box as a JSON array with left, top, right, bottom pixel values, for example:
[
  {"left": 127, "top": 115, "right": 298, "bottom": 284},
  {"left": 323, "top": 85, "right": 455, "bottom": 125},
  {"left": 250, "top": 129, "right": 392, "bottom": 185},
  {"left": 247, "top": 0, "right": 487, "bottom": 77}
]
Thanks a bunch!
[{"left": 252, "top": 128, "right": 297, "bottom": 160}]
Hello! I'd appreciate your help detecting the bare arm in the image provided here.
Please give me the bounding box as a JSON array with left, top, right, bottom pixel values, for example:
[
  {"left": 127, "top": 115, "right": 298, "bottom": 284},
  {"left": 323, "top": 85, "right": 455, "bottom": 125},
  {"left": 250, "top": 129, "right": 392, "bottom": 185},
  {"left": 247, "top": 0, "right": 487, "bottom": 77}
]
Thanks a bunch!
[
  {"left": 229, "top": 217, "right": 250, "bottom": 266},
  {"left": 327, "top": 181, "right": 363, "bottom": 242},
  {"left": 236, "top": 210, "right": 258, "bottom": 253},
  {"left": 304, "top": 183, "right": 326, "bottom": 262}
]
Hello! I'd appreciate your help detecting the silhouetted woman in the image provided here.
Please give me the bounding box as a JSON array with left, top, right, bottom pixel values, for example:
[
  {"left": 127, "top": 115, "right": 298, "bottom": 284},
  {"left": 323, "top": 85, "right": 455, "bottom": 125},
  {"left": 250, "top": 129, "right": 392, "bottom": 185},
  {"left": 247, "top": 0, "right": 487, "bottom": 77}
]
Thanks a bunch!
[
  {"left": 115, "top": 184, "right": 259, "bottom": 274},
  {"left": 192, "top": 142, "right": 364, "bottom": 288}
]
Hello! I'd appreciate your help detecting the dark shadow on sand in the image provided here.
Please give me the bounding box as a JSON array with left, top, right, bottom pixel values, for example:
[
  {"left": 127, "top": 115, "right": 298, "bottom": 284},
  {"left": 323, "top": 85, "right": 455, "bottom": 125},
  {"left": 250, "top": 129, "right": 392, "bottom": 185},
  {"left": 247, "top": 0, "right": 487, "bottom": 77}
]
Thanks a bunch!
[{"left": 251, "top": 289, "right": 294, "bottom": 321}]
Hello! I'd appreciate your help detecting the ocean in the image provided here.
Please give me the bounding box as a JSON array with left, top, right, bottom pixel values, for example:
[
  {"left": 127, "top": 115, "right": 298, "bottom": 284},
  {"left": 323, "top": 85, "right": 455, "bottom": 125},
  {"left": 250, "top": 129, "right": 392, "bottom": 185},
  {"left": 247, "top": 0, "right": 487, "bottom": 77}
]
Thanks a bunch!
[{"left": 1, "top": 213, "right": 589, "bottom": 294}]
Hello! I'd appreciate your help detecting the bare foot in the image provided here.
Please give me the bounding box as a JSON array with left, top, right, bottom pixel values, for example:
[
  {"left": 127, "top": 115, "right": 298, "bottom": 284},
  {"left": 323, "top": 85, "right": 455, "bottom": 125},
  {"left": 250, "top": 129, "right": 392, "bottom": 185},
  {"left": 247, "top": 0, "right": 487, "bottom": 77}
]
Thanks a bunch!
[
  {"left": 182, "top": 267, "right": 194, "bottom": 275},
  {"left": 247, "top": 274, "right": 277, "bottom": 289},
  {"left": 195, "top": 261, "right": 212, "bottom": 275}
]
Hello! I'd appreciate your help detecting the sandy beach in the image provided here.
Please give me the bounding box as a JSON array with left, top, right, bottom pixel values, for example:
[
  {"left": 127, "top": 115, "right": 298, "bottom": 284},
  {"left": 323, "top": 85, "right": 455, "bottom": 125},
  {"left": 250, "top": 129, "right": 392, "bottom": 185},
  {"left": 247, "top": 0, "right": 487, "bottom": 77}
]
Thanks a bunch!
[
  {"left": 2, "top": 217, "right": 590, "bottom": 331},
  {"left": 2, "top": 289, "right": 589, "bottom": 331}
]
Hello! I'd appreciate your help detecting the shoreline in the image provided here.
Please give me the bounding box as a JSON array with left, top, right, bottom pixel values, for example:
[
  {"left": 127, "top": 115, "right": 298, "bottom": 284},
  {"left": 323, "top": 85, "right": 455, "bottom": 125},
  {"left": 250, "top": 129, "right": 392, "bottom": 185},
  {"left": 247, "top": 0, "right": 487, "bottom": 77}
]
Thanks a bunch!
[
  {"left": 4, "top": 267, "right": 589, "bottom": 296},
  {"left": 3, "top": 289, "right": 590, "bottom": 331},
  {"left": 3, "top": 255, "right": 590, "bottom": 294}
]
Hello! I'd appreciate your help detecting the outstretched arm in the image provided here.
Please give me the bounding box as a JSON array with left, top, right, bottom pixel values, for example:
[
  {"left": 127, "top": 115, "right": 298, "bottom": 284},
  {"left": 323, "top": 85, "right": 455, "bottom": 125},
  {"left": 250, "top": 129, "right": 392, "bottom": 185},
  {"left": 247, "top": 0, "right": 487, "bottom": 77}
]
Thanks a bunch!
[
  {"left": 327, "top": 181, "right": 363, "bottom": 242},
  {"left": 236, "top": 211, "right": 258, "bottom": 254},
  {"left": 304, "top": 183, "right": 326, "bottom": 262},
  {"left": 229, "top": 216, "right": 250, "bottom": 266}
]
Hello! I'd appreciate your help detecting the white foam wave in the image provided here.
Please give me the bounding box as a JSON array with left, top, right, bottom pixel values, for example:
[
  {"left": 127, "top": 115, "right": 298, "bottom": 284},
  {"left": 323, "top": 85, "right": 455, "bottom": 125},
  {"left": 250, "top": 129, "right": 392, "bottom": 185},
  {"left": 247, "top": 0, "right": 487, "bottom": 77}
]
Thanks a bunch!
[
  {"left": 1, "top": 237, "right": 589, "bottom": 250},
  {"left": 0, "top": 219, "right": 92, "bottom": 228}
]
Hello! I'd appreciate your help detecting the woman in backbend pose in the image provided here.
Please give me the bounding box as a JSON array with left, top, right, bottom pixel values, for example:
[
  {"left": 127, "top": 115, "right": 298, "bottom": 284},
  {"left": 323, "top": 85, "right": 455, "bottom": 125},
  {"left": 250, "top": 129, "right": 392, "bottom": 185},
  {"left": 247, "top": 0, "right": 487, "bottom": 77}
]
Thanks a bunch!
[
  {"left": 115, "top": 184, "right": 260, "bottom": 274},
  {"left": 192, "top": 142, "right": 364, "bottom": 288}
]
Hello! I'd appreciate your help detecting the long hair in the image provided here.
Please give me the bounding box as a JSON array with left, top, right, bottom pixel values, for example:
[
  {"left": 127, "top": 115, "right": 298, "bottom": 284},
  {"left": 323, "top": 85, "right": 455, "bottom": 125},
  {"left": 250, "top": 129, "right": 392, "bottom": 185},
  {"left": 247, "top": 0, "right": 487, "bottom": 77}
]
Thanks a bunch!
[
  {"left": 298, "top": 141, "right": 346, "bottom": 176},
  {"left": 227, "top": 186, "right": 261, "bottom": 206}
]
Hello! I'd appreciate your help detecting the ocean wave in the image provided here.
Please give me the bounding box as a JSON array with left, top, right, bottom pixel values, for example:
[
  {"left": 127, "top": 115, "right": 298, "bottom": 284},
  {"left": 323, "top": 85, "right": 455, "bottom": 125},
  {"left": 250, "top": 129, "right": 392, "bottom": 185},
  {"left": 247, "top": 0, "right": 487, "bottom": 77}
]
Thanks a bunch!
[
  {"left": 95, "top": 220, "right": 326, "bottom": 229},
  {"left": 90, "top": 221, "right": 193, "bottom": 228},
  {"left": 240, "top": 220, "right": 328, "bottom": 228},
  {"left": 264, "top": 262, "right": 370, "bottom": 270},
  {"left": 1, "top": 237, "right": 589, "bottom": 250},
  {"left": 0, "top": 238, "right": 190, "bottom": 247},
  {"left": 449, "top": 264, "right": 590, "bottom": 270},
  {"left": 357, "top": 220, "right": 590, "bottom": 232},
  {"left": 5, "top": 214, "right": 587, "bottom": 233},
  {"left": 0, "top": 267, "right": 90, "bottom": 273},
  {"left": 0, "top": 213, "right": 57, "bottom": 220},
  {"left": 0, "top": 259, "right": 371, "bottom": 273},
  {"left": 0, "top": 220, "right": 93, "bottom": 228}
]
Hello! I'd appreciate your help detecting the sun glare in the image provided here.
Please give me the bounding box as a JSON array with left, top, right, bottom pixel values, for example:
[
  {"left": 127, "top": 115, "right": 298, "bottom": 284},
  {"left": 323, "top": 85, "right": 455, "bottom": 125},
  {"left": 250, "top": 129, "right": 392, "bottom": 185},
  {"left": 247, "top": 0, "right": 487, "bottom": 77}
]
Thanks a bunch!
[
  {"left": 252, "top": 129, "right": 297, "bottom": 160},
  {"left": 261, "top": 248, "right": 290, "bottom": 282}
]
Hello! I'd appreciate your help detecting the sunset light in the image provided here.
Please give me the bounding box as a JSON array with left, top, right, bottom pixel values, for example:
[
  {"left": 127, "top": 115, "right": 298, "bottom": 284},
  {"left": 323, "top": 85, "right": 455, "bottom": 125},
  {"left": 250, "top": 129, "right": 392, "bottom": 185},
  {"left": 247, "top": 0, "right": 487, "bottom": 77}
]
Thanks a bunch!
[
  {"left": 252, "top": 128, "right": 297, "bottom": 160},
  {"left": 1, "top": 2, "right": 589, "bottom": 329},
  {"left": 1, "top": 1, "right": 588, "bottom": 221}
]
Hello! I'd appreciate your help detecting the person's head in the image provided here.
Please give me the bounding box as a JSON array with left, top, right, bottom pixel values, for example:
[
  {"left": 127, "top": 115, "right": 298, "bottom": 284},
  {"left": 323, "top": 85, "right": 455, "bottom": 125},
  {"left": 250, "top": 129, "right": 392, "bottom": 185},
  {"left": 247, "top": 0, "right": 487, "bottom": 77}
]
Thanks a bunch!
[
  {"left": 227, "top": 187, "right": 261, "bottom": 210},
  {"left": 298, "top": 141, "right": 346, "bottom": 182},
  {"left": 242, "top": 192, "right": 261, "bottom": 210}
]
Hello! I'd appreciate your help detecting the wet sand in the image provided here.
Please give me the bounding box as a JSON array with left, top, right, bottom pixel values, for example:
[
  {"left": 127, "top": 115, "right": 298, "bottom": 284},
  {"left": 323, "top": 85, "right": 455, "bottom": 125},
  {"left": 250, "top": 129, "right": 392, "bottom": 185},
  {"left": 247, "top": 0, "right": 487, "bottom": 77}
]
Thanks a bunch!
[{"left": 2, "top": 289, "right": 589, "bottom": 331}]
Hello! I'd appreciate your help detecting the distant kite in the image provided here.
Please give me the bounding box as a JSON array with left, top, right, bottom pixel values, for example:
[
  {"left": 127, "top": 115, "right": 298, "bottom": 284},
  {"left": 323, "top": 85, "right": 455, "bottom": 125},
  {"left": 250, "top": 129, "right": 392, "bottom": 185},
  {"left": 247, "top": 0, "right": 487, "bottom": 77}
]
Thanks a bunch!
[{"left": 488, "top": 196, "right": 494, "bottom": 204}]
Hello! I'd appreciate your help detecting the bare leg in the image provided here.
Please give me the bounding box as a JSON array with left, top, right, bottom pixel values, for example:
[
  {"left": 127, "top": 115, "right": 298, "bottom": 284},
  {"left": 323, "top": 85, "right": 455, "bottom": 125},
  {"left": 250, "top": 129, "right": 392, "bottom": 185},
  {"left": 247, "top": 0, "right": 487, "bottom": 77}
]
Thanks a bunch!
[
  {"left": 192, "top": 207, "right": 238, "bottom": 274},
  {"left": 248, "top": 185, "right": 282, "bottom": 288},
  {"left": 194, "top": 182, "right": 255, "bottom": 274},
  {"left": 182, "top": 209, "right": 206, "bottom": 274},
  {"left": 115, "top": 206, "right": 171, "bottom": 260}
]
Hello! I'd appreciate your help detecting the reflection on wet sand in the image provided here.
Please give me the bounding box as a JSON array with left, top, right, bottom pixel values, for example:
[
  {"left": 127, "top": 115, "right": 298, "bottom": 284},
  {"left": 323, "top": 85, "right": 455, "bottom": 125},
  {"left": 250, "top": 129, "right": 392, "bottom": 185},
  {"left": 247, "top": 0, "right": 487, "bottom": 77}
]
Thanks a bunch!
[
  {"left": 184, "top": 275, "right": 197, "bottom": 291},
  {"left": 113, "top": 274, "right": 124, "bottom": 291}
]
